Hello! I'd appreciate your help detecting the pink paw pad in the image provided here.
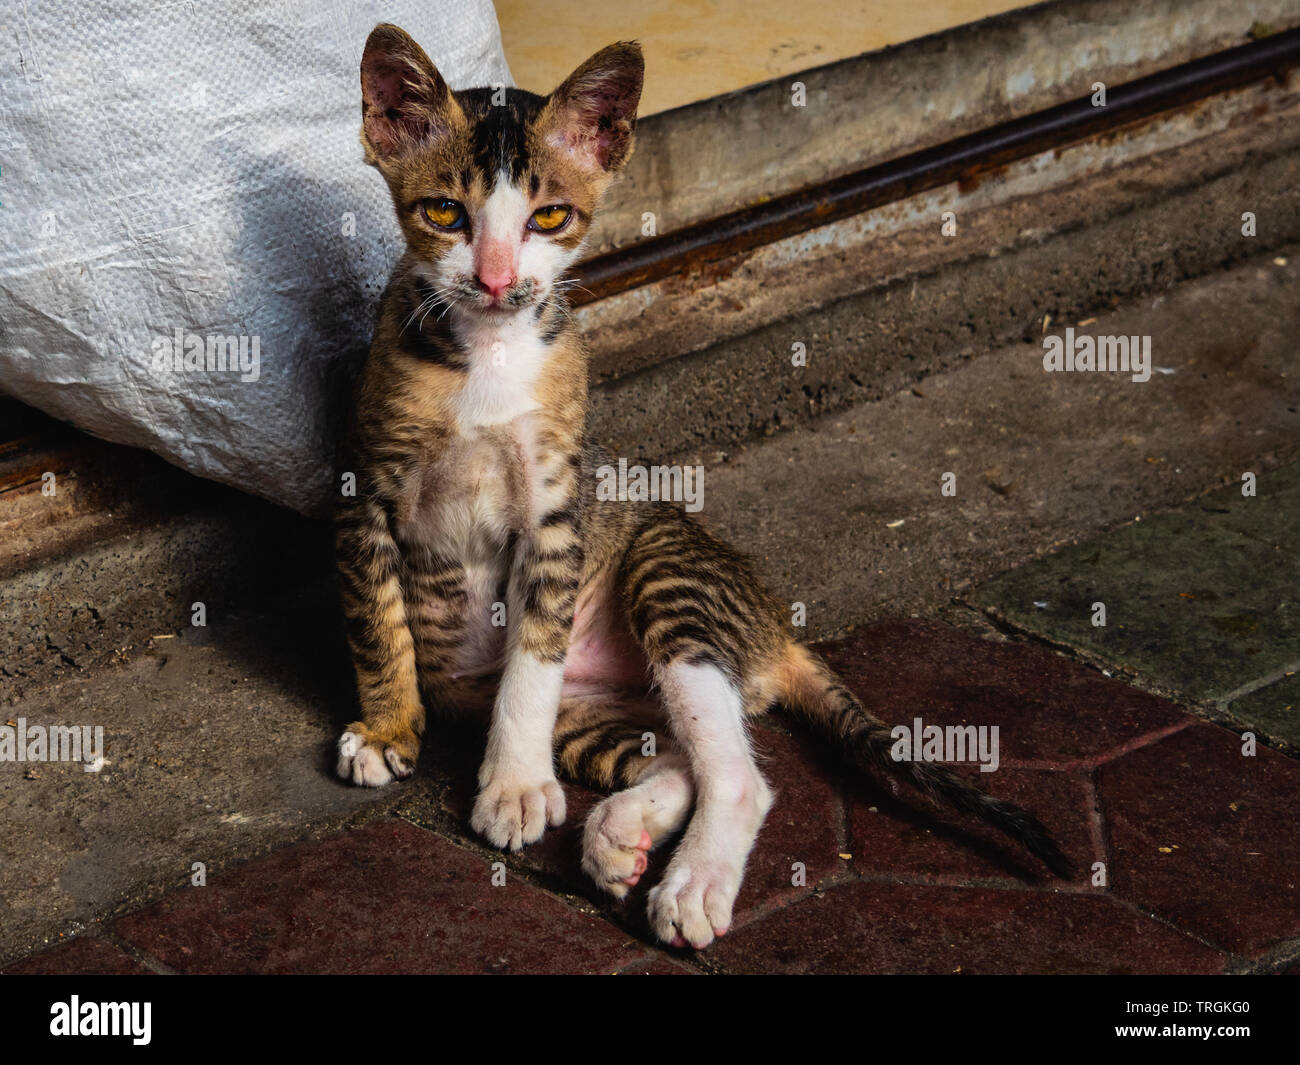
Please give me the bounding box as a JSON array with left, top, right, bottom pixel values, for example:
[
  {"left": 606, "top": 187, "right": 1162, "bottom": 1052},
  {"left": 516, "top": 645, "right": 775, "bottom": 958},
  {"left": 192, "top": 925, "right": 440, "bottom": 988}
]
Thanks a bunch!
[{"left": 621, "top": 829, "right": 654, "bottom": 886}]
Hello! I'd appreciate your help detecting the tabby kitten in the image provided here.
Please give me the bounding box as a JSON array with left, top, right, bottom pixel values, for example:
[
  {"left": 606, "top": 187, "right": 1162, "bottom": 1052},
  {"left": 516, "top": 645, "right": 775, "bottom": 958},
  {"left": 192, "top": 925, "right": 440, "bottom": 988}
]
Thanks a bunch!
[{"left": 336, "top": 23, "right": 1068, "bottom": 949}]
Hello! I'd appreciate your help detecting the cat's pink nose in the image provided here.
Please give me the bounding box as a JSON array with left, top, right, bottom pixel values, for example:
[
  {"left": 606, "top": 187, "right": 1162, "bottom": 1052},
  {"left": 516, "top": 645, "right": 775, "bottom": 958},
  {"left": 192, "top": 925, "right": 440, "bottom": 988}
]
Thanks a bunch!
[{"left": 476, "top": 271, "right": 515, "bottom": 301}]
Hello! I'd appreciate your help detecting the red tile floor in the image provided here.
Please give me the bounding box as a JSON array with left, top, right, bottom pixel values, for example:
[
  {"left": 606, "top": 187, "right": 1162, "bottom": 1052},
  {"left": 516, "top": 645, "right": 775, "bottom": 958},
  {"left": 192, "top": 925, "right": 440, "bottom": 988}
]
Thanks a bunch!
[{"left": 7, "top": 621, "right": 1298, "bottom": 974}]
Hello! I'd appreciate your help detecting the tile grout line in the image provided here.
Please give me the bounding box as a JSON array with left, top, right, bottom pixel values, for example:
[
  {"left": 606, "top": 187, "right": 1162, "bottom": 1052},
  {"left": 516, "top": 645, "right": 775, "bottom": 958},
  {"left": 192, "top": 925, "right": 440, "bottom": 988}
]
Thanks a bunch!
[
  {"left": 1100, "top": 890, "right": 1239, "bottom": 968},
  {"left": 1080, "top": 717, "right": 1198, "bottom": 769},
  {"left": 99, "top": 928, "right": 179, "bottom": 976},
  {"left": 1215, "top": 659, "right": 1300, "bottom": 708},
  {"left": 1083, "top": 768, "right": 1111, "bottom": 896},
  {"left": 610, "top": 950, "right": 709, "bottom": 975},
  {"left": 388, "top": 811, "right": 668, "bottom": 964},
  {"left": 971, "top": 604, "right": 1297, "bottom": 761},
  {"left": 1225, "top": 933, "right": 1300, "bottom": 975}
]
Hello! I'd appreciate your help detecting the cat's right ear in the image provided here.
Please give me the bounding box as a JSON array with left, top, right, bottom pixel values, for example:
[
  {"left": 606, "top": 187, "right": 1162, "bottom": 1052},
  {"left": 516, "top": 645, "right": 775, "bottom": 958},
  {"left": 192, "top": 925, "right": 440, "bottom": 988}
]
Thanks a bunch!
[
  {"left": 539, "top": 41, "right": 644, "bottom": 174},
  {"left": 360, "top": 24, "right": 463, "bottom": 167}
]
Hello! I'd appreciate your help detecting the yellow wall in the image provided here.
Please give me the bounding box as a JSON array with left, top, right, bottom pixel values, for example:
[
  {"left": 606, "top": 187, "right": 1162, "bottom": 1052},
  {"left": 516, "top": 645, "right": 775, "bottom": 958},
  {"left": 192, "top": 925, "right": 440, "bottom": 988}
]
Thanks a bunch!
[{"left": 495, "top": 0, "right": 1034, "bottom": 114}]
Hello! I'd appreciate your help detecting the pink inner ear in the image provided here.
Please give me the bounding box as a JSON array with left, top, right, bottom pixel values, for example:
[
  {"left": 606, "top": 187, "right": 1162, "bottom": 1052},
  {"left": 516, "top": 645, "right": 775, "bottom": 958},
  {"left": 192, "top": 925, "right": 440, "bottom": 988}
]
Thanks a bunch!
[
  {"left": 546, "top": 122, "right": 620, "bottom": 173},
  {"left": 549, "top": 62, "right": 640, "bottom": 171},
  {"left": 549, "top": 92, "right": 636, "bottom": 171},
  {"left": 362, "top": 57, "right": 442, "bottom": 158}
]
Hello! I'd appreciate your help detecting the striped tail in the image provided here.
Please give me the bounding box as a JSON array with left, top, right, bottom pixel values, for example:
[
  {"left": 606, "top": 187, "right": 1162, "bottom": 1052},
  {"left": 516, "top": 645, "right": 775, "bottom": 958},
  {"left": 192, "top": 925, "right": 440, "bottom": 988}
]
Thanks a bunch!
[{"left": 775, "top": 642, "right": 1072, "bottom": 878}]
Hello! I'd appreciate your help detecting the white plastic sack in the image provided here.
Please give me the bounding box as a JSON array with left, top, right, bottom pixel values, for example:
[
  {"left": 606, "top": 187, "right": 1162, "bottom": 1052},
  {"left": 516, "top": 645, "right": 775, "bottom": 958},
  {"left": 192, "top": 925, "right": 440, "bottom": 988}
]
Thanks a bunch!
[{"left": 0, "top": 0, "right": 512, "bottom": 516}]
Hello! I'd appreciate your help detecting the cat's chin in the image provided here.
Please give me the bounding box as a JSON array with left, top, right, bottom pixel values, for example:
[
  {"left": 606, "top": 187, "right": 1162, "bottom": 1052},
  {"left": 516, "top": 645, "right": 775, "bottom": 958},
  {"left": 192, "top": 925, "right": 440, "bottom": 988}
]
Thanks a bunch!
[{"left": 465, "top": 302, "right": 533, "bottom": 323}]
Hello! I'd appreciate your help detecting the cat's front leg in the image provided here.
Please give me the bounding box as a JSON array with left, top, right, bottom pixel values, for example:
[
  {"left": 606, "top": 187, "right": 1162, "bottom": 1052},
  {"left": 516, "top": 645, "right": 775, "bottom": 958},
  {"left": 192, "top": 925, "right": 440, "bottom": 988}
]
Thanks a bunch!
[
  {"left": 470, "top": 511, "right": 582, "bottom": 850},
  {"left": 335, "top": 493, "right": 424, "bottom": 787}
]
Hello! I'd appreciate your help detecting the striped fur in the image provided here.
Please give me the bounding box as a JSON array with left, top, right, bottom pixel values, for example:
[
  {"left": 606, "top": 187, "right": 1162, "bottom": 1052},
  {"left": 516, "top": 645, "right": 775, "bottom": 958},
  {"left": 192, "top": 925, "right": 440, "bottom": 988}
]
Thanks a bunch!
[{"left": 336, "top": 24, "right": 1068, "bottom": 948}]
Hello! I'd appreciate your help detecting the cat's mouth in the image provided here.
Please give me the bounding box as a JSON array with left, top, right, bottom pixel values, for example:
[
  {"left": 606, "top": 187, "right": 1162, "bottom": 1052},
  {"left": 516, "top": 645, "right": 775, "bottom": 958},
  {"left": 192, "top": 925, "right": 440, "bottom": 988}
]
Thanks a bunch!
[{"left": 447, "top": 277, "right": 542, "bottom": 318}]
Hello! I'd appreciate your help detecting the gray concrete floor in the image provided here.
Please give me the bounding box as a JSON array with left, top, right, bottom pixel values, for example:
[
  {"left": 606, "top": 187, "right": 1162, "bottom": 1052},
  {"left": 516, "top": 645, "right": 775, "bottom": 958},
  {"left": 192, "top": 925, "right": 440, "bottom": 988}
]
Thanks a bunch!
[{"left": 707, "top": 248, "right": 1300, "bottom": 634}]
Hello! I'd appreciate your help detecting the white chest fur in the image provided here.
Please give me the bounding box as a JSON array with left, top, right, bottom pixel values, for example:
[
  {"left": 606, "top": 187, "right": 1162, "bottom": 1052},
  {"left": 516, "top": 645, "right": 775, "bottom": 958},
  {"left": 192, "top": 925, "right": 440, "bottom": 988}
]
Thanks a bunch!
[{"left": 448, "top": 311, "right": 548, "bottom": 429}]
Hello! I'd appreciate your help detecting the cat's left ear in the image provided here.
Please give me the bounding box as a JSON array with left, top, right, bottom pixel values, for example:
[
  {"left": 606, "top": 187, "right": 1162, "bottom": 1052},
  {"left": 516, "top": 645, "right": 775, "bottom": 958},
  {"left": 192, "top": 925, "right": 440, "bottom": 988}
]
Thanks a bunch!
[{"left": 539, "top": 41, "right": 644, "bottom": 174}]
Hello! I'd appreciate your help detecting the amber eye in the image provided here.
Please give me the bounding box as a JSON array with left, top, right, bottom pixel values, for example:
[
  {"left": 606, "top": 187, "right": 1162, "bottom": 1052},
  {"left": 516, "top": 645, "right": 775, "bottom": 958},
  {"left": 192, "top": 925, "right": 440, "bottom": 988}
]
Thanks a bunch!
[
  {"left": 529, "top": 205, "right": 572, "bottom": 232},
  {"left": 422, "top": 199, "right": 466, "bottom": 230}
]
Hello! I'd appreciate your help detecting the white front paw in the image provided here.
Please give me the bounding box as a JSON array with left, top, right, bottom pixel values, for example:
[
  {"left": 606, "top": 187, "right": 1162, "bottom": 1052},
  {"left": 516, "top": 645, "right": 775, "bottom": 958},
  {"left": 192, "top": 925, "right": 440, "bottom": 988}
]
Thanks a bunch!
[
  {"left": 647, "top": 854, "right": 743, "bottom": 950},
  {"left": 336, "top": 730, "right": 417, "bottom": 788},
  {"left": 470, "top": 773, "right": 566, "bottom": 850},
  {"left": 338, "top": 731, "right": 396, "bottom": 787}
]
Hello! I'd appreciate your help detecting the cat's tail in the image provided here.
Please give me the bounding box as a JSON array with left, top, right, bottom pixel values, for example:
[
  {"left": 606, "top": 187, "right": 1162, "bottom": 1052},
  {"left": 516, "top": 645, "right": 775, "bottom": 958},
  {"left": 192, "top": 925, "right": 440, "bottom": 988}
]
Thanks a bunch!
[{"left": 771, "top": 640, "right": 1072, "bottom": 879}]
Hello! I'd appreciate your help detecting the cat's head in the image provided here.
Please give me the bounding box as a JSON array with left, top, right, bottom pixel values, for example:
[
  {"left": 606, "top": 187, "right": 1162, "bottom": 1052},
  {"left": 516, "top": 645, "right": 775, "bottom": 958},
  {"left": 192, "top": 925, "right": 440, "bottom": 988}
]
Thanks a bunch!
[{"left": 359, "top": 24, "right": 642, "bottom": 321}]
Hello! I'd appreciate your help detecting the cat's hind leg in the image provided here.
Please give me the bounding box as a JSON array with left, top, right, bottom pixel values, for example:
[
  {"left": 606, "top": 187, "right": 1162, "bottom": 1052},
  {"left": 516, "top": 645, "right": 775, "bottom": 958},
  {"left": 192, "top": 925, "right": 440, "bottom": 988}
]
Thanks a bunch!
[
  {"left": 555, "top": 693, "right": 695, "bottom": 897},
  {"left": 617, "top": 510, "right": 785, "bottom": 948}
]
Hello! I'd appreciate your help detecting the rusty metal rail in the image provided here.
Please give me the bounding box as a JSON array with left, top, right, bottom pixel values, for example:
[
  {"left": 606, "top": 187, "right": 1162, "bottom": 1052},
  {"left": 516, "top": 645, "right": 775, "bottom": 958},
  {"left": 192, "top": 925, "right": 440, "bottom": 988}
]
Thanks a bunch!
[{"left": 571, "top": 26, "right": 1300, "bottom": 305}]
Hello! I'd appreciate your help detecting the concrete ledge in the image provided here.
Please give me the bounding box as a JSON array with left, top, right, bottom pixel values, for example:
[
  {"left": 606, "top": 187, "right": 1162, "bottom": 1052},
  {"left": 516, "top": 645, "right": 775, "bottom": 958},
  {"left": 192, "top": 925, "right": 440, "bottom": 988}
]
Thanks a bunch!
[{"left": 588, "top": 0, "right": 1300, "bottom": 254}]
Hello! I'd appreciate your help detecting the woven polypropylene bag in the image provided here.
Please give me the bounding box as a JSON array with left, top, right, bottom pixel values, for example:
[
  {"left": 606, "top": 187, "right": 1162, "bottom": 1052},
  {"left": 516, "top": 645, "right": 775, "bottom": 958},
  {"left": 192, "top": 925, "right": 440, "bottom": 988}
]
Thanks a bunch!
[{"left": 0, "top": 1, "right": 512, "bottom": 516}]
